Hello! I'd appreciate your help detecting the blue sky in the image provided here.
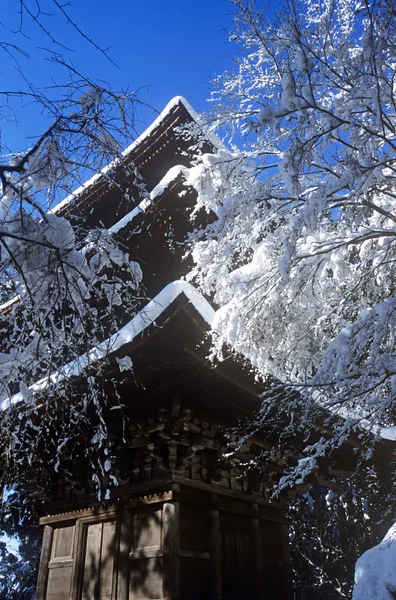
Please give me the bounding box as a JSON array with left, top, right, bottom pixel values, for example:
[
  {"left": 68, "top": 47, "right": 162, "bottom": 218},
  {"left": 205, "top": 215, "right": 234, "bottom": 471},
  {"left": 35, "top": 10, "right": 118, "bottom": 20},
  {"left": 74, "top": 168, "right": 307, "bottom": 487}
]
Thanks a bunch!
[{"left": 0, "top": 0, "right": 236, "bottom": 152}]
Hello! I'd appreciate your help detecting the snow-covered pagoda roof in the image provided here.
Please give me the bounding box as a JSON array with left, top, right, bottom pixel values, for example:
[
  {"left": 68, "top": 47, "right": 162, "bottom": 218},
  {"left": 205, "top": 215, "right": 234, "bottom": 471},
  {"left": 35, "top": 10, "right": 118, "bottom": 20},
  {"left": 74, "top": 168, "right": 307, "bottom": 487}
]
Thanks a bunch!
[
  {"left": 1, "top": 280, "right": 215, "bottom": 410},
  {"left": 52, "top": 96, "right": 201, "bottom": 217},
  {"left": 50, "top": 96, "right": 217, "bottom": 227}
]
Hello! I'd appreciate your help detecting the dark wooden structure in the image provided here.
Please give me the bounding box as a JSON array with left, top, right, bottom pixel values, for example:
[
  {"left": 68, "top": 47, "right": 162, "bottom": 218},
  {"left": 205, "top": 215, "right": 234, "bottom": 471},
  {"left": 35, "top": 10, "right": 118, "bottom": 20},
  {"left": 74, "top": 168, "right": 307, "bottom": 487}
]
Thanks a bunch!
[
  {"left": 35, "top": 96, "right": 372, "bottom": 599},
  {"left": 36, "top": 288, "right": 294, "bottom": 599}
]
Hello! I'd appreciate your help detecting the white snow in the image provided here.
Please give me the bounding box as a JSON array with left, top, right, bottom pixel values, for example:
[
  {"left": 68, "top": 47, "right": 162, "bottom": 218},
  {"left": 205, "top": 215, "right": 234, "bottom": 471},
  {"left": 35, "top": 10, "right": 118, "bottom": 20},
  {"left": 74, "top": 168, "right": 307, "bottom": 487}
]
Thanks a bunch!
[
  {"left": 352, "top": 523, "right": 396, "bottom": 600},
  {"left": 379, "top": 426, "right": 396, "bottom": 441},
  {"left": 1, "top": 280, "right": 215, "bottom": 410},
  {"left": 108, "top": 198, "right": 152, "bottom": 235},
  {"left": 0, "top": 295, "right": 19, "bottom": 312},
  {"left": 150, "top": 165, "right": 189, "bottom": 200},
  {"left": 115, "top": 356, "right": 133, "bottom": 372}
]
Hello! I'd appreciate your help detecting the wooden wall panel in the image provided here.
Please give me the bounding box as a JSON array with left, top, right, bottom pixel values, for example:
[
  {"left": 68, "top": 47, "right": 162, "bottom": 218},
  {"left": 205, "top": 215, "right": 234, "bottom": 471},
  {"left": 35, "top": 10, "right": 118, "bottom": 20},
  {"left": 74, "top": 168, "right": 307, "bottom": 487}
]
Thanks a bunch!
[
  {"left": 162, "top": 501, "right": 179, "bottom": 600},
  {"left": 82, "top": 522, "right": 102, "bottom": 599},
  {"left": 81, "top": 520, "right": 116, "bottom": 600},
  {"left": 117, "top": 510, "right": 132, "bottom": 600},
  {"left": 46, "top": 524, "right": 75, "bottom": 600},
  {"left": 260, "top": 520, "right": 284, "bottom": 563},
  {"left": 46, "top": 565, "right": 74, "bottom": 600},
  {"left": 235, "top": 530, "right": 255, "bottom": 598},
  {"left": 209, "top": 509, "right": 222, "bottom": 600},
  {"left": 133, "top": 509, "right": 162, "bottom": 553},
  {"left": 260, "top": 520, "right": 293, "bottom": 600},
  {"left": 52, "top": 525, "right": 75, "bottom": 559},
  {"left": 129, "top": 507, "right": 164, "bottom": 600},
  {"left": 180, "top": 505, "right": 208, "bottom": 552},
  {"left": 222, "top": 529, "right": 238, "bottom": 600},
  {"left": 100, "top": 520, "right": 117, "bottom": 599},
  {"left": 129, "top": 557, "right": 163, "bottom": 600},
  {"left": 220, "top": 514, "right": 255, "bottom": 600},
  {"left": 180, "top": 557, "right": 210, "bottom": 600}
]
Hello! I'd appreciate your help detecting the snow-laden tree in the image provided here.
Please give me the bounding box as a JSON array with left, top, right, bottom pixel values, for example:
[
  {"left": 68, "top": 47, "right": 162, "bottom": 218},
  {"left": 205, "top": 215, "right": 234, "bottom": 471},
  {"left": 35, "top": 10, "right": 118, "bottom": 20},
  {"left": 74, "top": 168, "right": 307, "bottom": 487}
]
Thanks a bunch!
[
  {"left": 0, "top": 92, "right": 143, "bottom": 393},
  {"left": 0, "top": 1, "right": 147, "bottom": 510},
  {"left": 186, "top": 0, "right": 396, "bottom": 483},
  {"left": 290, "top": 466, "right": 395, "bottom": 599},
  {"left": 0, "top": 486, "right": 41, "bottom": 599},
  {"left": 0, "top": 4, "right": 150, "bottom": 592}
]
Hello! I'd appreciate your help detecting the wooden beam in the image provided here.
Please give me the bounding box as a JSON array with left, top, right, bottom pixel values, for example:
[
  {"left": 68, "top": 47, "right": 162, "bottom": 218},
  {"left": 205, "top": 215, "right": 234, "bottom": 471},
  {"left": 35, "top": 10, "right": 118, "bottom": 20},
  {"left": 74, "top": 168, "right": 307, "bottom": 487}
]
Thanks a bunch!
[
  {"left": 48, "top": 558, "right": 73, "bottom": 569},
  {"left": 315, "top": 477, "right": 343, "bottom": 490},
  {"left": 328, "top": 468, "right": 354, "bottom": 478},
  {"left": 41, "top": 492, "right": 175, "bottom": 527},
  {"left": 171, "top": 474, "right": 288, "bottom": 510},
  {"left": 179, "top": 549, "right": 210, "bottom": 559},
  {"left": 36, "top": 525, "right": 53, "bottom": 600},
  {"left": 252, "top": 517, "right": 263, "bottom": 600},
  {"left": 70, "top": 520, "right": 86, "bottom": 600},
  {"left": 40, "top": 486, "right": 175, "bottom": 525},
  {"left": 162, "top": 501, "right": 180, "bottom": 600},
  {"left": 116, "top": 509, "right": 132, "bottom": 600},
  {"left": 209, "top": 509, "right": 222, "bottom": 600}
]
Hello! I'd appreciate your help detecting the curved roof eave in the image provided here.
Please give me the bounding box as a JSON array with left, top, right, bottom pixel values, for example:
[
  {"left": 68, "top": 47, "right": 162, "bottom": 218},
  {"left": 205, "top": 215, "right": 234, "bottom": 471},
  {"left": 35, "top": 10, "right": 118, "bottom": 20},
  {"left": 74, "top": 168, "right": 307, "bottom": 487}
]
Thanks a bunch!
[{"left": 1, "top": 280, "right": 215, "bottom": 411}]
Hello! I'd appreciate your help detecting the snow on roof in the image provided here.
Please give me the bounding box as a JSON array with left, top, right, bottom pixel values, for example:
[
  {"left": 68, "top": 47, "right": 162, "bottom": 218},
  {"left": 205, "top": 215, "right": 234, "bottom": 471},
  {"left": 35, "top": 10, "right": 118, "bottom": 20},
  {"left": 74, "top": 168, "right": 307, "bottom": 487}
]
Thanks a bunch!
[
  {"left": 108, "top": 164, "right": 189, "bottom": 236},
  {"left": 108, "top": 198, "right": 152, "bottom": 236},
  {"left": 380, "top": 426, "right": 396, "bottom": 441},
  {"left": 1, "top": 280, "right": 215, "bottom": 411},
  {"left": 150, "top": 164, "right": 190, "bottom": 201},
  {"left": 50, "top": 97, "right": 203, "bottom": 216}
]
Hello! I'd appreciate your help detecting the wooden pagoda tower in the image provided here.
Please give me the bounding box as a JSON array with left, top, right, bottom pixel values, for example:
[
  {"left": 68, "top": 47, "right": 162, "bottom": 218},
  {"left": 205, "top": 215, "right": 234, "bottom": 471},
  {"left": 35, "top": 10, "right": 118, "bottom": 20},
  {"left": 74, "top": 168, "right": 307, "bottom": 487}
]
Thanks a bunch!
[
  {"left": 34, "top": 97, "right": 390, "bottom": 600},
  {"left": 34, "top": 96, "right": 294, "bottom": 600}
]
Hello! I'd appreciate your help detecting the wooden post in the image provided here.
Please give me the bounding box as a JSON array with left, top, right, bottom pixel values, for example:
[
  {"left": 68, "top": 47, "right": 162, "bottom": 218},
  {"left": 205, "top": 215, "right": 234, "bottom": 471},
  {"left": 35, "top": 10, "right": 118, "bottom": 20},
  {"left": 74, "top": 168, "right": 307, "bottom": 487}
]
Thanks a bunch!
[
  {"left": 36, "top": 525, "right": 53, "bottom": 600},
  {"left": 116, "top": 511, "right": 130, "bottom": 600},
  {"left": 209, "top": 509, "right": 222, "bottom": 600},
  {"left": 162, "top": 501, "right": 180, "bottom": 600},
  {"left": 70, "top": 520, "right": 86, "bottom": 600},
  {"left": 116, "top": 509, "right": 132, "bottom": 600},
  {"left": 252, "top": 518, "right": 263, "bottom": 600},
  {"left": 279, "top": 522, "right": 294, "bottom": 599}
]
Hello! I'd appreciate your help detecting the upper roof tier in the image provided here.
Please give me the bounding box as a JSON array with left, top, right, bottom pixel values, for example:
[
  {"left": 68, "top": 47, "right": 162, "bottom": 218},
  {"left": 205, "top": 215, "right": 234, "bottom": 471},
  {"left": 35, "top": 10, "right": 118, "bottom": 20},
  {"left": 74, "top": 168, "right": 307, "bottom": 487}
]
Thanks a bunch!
[{"left": 51, "top": 97, "right": 215, "bottom": 232}]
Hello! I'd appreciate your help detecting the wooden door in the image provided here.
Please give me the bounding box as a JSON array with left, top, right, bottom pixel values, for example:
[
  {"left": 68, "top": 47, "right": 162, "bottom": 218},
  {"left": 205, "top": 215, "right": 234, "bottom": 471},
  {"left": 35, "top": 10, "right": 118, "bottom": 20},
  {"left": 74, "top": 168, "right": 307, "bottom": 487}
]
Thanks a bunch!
[
  {"left": 220, "top": 514, "right": 255, "bottom": 600},
  {"left": 81, "top": 520, "right": 117, "bottom": 600}
]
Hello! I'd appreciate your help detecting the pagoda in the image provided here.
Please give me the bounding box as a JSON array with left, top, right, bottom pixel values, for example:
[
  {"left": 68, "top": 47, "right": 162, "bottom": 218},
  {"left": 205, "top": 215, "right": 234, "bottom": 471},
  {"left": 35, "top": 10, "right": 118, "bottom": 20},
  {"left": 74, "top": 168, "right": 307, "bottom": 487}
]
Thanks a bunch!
[
  {"left": 32, "top": 97, "right": 394, "bottom": 600},
  {"left": 31, "top": 97, "right": 295, "bottom": 600}
]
